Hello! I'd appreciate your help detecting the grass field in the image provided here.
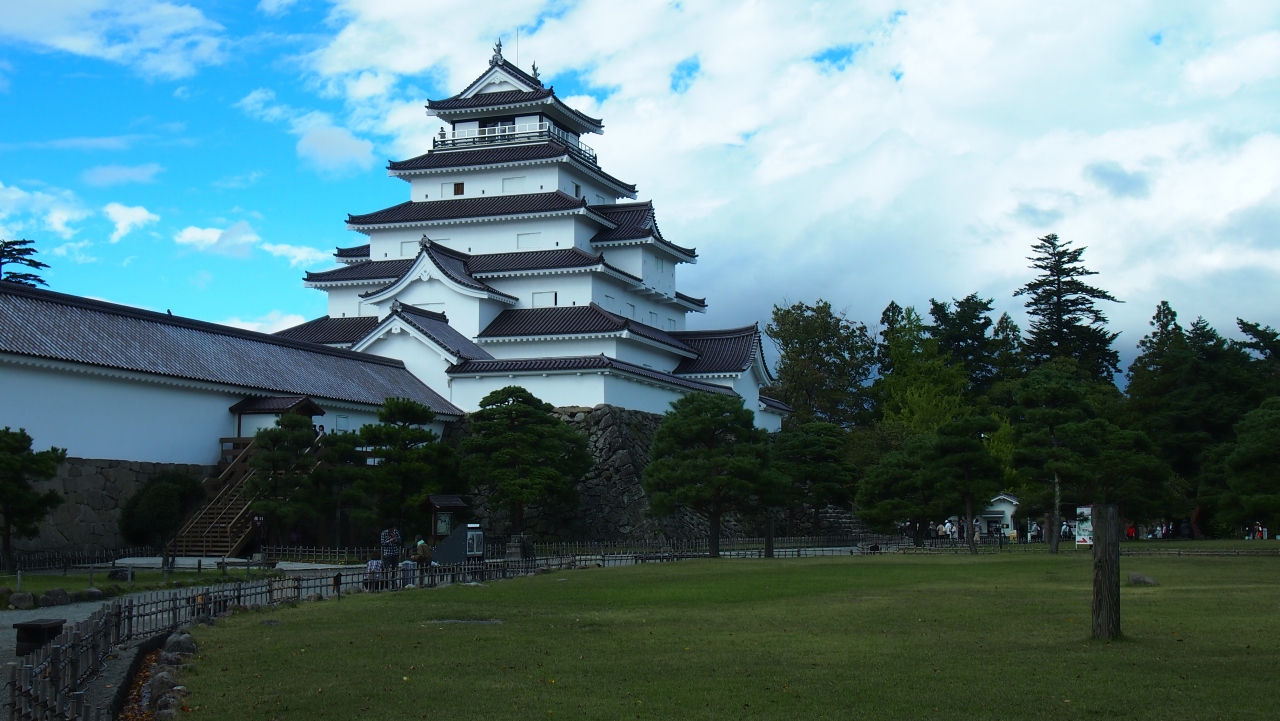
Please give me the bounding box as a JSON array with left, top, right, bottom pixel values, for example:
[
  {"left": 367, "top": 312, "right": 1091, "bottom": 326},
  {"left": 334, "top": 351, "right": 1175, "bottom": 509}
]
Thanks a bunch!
[
  {"left": 0, "top": 567, "right": 268, "bottom": 599},
  {"left": 182, "top": 554, "right": 1280, "bottom": 720}
]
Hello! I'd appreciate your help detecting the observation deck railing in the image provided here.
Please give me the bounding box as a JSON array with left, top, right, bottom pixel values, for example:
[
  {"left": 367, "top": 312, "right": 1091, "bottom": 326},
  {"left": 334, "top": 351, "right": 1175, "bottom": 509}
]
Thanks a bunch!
[{"left": 431, "top": 122, "right": 597, "bottom": 164}]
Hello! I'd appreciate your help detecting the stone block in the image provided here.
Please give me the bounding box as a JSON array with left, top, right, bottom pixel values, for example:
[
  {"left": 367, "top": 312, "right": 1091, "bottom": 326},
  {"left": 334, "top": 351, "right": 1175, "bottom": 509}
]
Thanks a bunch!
[
  {"left": 46, "top": 588, "right": 72, "bottom": 605},
  {"left": 37, "top": 595, "right": 53, "bottom": 608},
  {"left": 9, "top": 592, "right": 34, "bottom": 610}
]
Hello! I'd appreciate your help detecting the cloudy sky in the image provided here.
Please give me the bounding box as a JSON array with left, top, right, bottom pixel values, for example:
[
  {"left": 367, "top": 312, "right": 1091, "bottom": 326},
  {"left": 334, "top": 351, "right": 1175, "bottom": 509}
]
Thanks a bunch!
[{"left": 2, "top": 1, "right": 1278, "bottom": 368}]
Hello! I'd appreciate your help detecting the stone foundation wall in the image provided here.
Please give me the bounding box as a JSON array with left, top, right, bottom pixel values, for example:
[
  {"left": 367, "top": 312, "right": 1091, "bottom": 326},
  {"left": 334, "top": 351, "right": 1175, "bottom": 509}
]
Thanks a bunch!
[
  {"left": 16, "top": 458, "right": 214, "bottom": 552},
  {"left": 468, "top": 404, "right": 758, "bottom": 542}
]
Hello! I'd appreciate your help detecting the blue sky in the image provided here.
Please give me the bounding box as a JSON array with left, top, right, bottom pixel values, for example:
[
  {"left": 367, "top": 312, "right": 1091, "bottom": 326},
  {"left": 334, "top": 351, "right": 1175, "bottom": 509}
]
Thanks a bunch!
[{"left": 2, "top": 2, "right": 1280, "bottom": 366}]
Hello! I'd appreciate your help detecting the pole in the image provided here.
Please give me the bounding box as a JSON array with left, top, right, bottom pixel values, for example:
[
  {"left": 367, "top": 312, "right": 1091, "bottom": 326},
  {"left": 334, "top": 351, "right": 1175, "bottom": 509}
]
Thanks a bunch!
[{"left": 1092, "top": 504, "right": 1121, "bottom": 640}]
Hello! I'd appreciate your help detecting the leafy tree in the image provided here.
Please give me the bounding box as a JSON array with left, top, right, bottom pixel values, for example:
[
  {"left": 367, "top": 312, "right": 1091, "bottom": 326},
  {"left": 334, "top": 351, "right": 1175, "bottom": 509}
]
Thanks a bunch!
[
  {"left": 356, "top": 398, "right": 457, "bottom": 533},
  {"left": 1219, "top": 399, "right": 1280, "bottom": 532},
  {"left": 928, "top": 293, "right": 1000, "bottom": 394},
  {"left": 0, "top": 428, "right": 64, "bottom": 569},
  {"left": 119, "top": 471, "right": 205, "bottom": 555},
  {"left": 874, "top": 305, "right": 968, "bottom": 433},
  {"left": 644, "top": 393, "right": 774, "bottom": 557},
  {"left": 774, "top": 422, "right": 854, "bottom": 533},
  {"left": 0, "top": 239, "right": 49, "bottom": 287},
  {"left": 1014, "top": 234, "right": 1122, "bottom": 381},
  {"left": 247, "top": 412, "right": 320, "bottom": 543},
  {"left": 460, "top": 386, "right": 590, "bottom": 535},
  {"left": 855, "top": 433, "right": 936, "bottom": 546},
  {"left": 927, "top": 415, "right": 1005, "bottom": 554},
  {"left": 765, "top": 300, "right": 878, "bottom": 427}
]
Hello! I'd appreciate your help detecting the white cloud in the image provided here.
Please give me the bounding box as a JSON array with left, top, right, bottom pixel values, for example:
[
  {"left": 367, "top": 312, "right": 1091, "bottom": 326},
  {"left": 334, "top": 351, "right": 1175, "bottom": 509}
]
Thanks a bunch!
[
  {"left": 213, "top": 171, "right": 264, "bottom": 189},
  {"left": 103, "top": 202, "right": 159, "bottom": 242},
  {"left": 82, "top": 163, "right": 164, "bottom": 187},
  {"left": 1185, "top": 31, "right": 1280, "bottom": 96},
  {"left": 0, "top": 1, "right": 226, "bottom": 80},
  {"left": 235, "top": 88, "right": 375, "bottom": 174},
  {"left": 257, "top": 0, "right": 301, "bottom": 17},
  {"left": 260, "top": 242, "right": 329, "bottom": 267},
  {"left": 217, "top": 310, "right": 307, "bottom": 334},
  {"left": 173, "top": 220, "right": 260, "bottom": 257},
  {"left": 49, "top": 239, "right": 97, "bottom": 264},
  {"left": 0, "top": 180, "right": 89, "bottom": 239}
]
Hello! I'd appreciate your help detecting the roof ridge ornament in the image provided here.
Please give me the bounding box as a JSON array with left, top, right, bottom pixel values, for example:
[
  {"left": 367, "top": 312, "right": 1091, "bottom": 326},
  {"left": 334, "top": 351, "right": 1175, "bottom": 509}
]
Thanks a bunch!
[
  {"left": 490, "top": 39, "right": 503, "bottom": 66},
  {"left": 531, "top": 61, "right": 540, "bottom": 83}
]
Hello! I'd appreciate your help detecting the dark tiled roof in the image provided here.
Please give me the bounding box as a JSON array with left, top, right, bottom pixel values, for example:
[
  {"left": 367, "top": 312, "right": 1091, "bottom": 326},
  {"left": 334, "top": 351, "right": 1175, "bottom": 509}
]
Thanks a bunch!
[
  {"left": 448, "top": 354, "right": 737, "bottom": 396},
  {"left": 386, "top": 142, "right": 637, "bottom": 194},
  {"left": 431, "top": 59, "right": 604, "bottom": 131},
  {"left": 390, "top": 303, "right": 492, "bottom": 361},
  {"left": 671, "top": 325, "right": 761, "bottom": 375},
  {"left": 359, "top": 244, "right": 516, "bottom": 301},
  {"left": 389, "top": 143, "right": 565, "bottom": 171},
  {"left": 468, "top": 247, "right": 640, "bottom": 282},
  {"left": 428, "top": 87, "right": 553, "bottom": 111},
  {"left": 759, "top": 395, "right": 794, "bottom": 414},
  {"left": 228, "top": 396, "right": 326, "bottom": 416},
  {"left": 479, "top": 304, "right": 695, "bottom": 354},
  {"left": 0, "top": 282, "right": 461, "bottom": 416},
  {"left": 675, "top": 291, "right": 708, "bottom": 309},
  {"left": 347, "top": 192, "right": 594, "bottom": 227},
  {"left": 274, "top": 316, "right": 380, "bottom": 346},
  {"left": 591, "top": 202, "right": 697, "bottom": 258},
  {"left": 335, "top": 244, "right": 369, "bottom": 259},
  {"left": 304, "top": 259, "right": 414, "bottom": 284}
]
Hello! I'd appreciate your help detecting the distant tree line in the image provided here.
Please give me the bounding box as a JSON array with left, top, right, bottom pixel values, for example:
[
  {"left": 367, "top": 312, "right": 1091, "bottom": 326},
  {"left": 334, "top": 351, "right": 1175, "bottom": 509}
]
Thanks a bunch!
[{"left": 759, "top": 234, "right": 1280, "bottom": 548}]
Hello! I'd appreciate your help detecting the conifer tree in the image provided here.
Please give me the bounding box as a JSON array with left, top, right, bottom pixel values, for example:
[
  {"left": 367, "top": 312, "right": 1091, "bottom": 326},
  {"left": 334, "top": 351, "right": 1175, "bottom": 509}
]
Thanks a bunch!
[
  {"left": 358, "top": 398, "right": 457, "bottom": 533},
  {"left": 854, "top": 434, "right": 936, "bottom": 546},
  {"left": 874, "top": 306, "right": 968, "bottom": 433},
  {"left": 248, "top": 412, "right": 320, "bottom": 542},
  {"left": 643, "top": 393, "right": 774, "bottom": 557},
  {"left": 1220, "top": 399, "right": 1280, "bottom": 533},
  {"left": 0, "top": 239, "right": 49, "bottom": 287},
  {"left": 765, "top": 300, "right": 877, "bottom": 427},
  {"left": 1014, "top": 234, "right": 1121, "bottom": 381},
  {"left": 0, "top": 428, "right": 64, "bottom": 569},
  {"left": 119, "top": 471, "right": 204, "bottom": 562},
  {"left": 927, "top": 415, "right": 1005, "bottom": 554},
  {"left": 460, "top": 386, "right": 589, "bottom": 535},
  {"left": 774, "top": 422, "right": 854, "bottom": 533},
  {"left": 928, "top": 293, "right": 999, "bottom": 394}
]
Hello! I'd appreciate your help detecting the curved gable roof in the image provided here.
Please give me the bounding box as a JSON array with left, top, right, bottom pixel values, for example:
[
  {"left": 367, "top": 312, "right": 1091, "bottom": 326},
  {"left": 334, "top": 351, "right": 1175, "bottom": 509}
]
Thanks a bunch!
[
  {"left": 671, "top": 325, "right": 763, "bottom": 376},
  {"left": 347, "top": 191, "right": 602, "bottom": 228},
  {"left": 479, "top": 303, "right": 696, "bottom": 355}
]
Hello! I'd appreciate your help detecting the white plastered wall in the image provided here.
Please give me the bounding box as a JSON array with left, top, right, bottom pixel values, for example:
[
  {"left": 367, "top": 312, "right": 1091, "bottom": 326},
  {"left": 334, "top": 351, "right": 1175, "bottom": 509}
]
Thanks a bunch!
[
  {"left": 0, "top": 358, "right": 387, "bottom": 464},
  {"left": 448, "top": 372, "right": 607, "bottom": 412},
  {"left": 324, "top": 286, "right": 381, "bottom": 318},
  {"left": 481, "top": 337, "right": 617, "bottom": 360},
  {"left": 365, "top": 215, "right": 591, "bottom": 260},
  {"left": 359, "top": 328, "right": 455, "bottom": 394}
]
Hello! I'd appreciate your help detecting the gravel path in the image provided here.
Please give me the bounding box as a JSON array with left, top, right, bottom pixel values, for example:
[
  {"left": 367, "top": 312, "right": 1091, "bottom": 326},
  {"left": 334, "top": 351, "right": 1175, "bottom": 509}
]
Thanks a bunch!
[{"left": 0, "top": 599, "right": 118, "bottom": 659}]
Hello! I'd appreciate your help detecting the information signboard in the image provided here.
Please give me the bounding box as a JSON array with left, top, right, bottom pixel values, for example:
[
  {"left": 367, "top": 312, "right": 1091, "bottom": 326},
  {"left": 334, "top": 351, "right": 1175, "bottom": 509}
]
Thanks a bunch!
[{"left": 1075, "top": 506, "right": 1093, "bottom": 548}]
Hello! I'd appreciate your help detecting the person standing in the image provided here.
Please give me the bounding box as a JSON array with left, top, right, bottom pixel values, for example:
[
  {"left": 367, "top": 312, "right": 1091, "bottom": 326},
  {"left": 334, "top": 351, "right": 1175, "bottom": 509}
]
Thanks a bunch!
[{"left": 380, "top": 525, "right": 403, "bottom": 567}]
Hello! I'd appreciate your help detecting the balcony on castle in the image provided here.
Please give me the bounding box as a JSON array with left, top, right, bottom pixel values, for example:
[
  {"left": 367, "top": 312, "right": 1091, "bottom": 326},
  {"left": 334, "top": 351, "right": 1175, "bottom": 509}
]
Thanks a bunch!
[{"left": 432, "top": 122, "right": 597, "bottom": 164}]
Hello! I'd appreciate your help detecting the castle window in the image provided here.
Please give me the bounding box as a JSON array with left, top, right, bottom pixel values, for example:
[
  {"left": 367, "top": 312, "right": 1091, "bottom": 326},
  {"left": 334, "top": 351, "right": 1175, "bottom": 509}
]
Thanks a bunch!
[
  {"left": 517, "top": 232, "right": 542, "bottom": 249},
  {"left": 453, "top": 182, "right": 465, "bottom": 196},
  {"left": 626, "top": 303, "right": 636, "bottom": 319},
  {"left": 533, "top": 291, "right": 557, "bottom": 308},
  {"left": 573, "top": 183, "right": 581, "bottom": 198},
  {"left": 603, "top": 295, "right": 615, "bottom": 311},
  {"left": 502, "top": 176, "right": 526, "bottom": 193}
]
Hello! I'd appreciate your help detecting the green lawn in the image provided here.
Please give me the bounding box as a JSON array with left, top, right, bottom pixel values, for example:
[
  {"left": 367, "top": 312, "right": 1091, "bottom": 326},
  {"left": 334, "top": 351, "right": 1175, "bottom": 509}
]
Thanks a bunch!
[{"left": 182, "top": 554, "right": 1280, "bottom": 720}]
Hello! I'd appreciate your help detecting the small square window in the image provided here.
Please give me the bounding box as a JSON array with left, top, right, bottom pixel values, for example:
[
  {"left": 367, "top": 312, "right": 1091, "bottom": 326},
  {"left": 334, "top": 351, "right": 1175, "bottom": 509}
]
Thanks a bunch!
[
  {"left": 453, "top": 182, "right": 465, "bottom": 196},
  {"left": 573, "top": 183, "right": 581, "bottom": 198}
]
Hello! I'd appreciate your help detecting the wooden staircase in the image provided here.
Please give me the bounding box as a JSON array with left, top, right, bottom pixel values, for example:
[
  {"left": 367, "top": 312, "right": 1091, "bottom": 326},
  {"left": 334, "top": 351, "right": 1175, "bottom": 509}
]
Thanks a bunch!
[{"left": 171, "top": 438, "right": 260, "bottom": 558}]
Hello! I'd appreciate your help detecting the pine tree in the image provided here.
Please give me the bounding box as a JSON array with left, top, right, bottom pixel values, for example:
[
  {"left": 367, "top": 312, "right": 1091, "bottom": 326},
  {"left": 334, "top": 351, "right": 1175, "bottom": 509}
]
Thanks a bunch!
[
  {"left": 357, "top": 398, "right": 458, "bottom": 534},
  {"left": 928, "top": 293, "right": 999, "bottom": 394},
  {"left": 0, "top": 239, "right": 50, "bottom": 287},
  {"left": 1220, "top": 399, "right": 1280, "bottom": 533},
  {"left": 874, "top": 306, "right": 968, "bottom": 433},
  {"left": 247, "top": 412, "right": 320, "bottom": 543},
  {"left": 774, "top": 422, "right": 854, "bottom": 533},
  {"left": 854, "top": 434, "right": 936, "bottom": 546},
  {"left": 118, "top": 471, "right": 205, "bottom": 556},
  {"left": 0, "top": 428, "right": 64, "bottom": 569},
  {"left": 460, "top": 386, "right": 590, "bottom": 535},
  {"left": 1014, "top": 234, "right": 1121, "bottom": 381},
  {"left": 927, "top": 415, "right": 1005, "bottom": 554},
  {"left": 643, "top": 393, "right": 774, "bottom": 557}
]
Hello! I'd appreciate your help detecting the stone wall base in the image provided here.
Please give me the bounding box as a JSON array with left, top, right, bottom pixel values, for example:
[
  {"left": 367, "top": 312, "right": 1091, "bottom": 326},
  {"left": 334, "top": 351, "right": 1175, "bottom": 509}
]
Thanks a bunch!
[{"left": 17, "top": 458, "right": 214, "bottom": 552}]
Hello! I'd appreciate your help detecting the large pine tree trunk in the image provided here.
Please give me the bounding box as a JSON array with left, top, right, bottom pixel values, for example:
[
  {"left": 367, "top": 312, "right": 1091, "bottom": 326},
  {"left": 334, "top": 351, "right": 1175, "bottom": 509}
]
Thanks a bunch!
[
  {"left": 2, "top": 518, "right": 13, "bottom": 572},
  {"left": 1092, "top": 504, "right": 1121, "bottom": 640},
  {"left": 965, "top": 497, "right": 978, "bottom": 555},
  {"left": 764, "top": 516, "right": 775, "bottom": 558},
  {"left": 708, "top": 509, "right": 721, "bottom": 558},
  {"left": 509, "top": 501, "right": 525, "bottom": 535}
]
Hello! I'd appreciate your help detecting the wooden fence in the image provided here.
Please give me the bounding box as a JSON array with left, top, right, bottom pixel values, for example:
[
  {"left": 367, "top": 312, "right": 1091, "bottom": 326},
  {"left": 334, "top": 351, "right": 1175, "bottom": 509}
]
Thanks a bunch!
[
  {"left": 7, "top": 547, "right": 159, "bottom": 572},
  {"left": 262, "top": 546, "right": 380, "bottom": 565}
]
